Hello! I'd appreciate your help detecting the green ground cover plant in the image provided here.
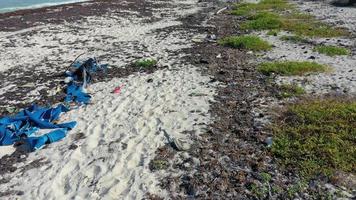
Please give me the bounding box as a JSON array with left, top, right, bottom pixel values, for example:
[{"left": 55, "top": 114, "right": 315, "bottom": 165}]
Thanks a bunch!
[
  {"left": 313, "top": 45, "right": 350, "bottom": 56},
  {"left": 233, "top": 0, "right": 348, "bottom": 37},
  {"left": 134, "top": 58, "right": 157, "bottom": 68},
  {"left": 218, "top": 35, "right": 271, "bottom": 51},
  {"left": 271, "top": 99, "right": 356, "bottom": 179},
  {"left": 258, "top": 61, "right": 328, "bottom": 76},
  {"left": 278, "top": 84, "right": 305, "bottom": 98}
]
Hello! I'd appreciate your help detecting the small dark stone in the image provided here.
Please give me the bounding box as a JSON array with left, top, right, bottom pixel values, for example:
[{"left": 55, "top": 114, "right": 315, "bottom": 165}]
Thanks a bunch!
[
  {"left": 217, "top": 70, "right": 225, "bottom": 75},
  {"left": 147, "top": 78, "right": 153, "bottom": 83},
  {"left": 69, "top": 144, "right": 78, "bottom": 150},
  {"left": 199, "top": 58, "right": 209, "bottom": 64},
  {"left": 308, "top": 56, "right": 316, "bottom": 60},
  {"left": 209, "top": 78, "right": 217, "bottom": 83},
  {"left": 304, "top": 51, "right": 308, "bottom": 54}
]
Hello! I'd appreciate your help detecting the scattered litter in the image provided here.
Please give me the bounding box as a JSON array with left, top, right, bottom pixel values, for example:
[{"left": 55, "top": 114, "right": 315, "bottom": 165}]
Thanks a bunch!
[
  {"left": 160, "top": 127, "right": 191, "bottom": 151},
  {"left": 112, "top": 85, "right": 124, "bottom": 94},
  {"left": 5, "top": 106, "right": 17, "bottom": 114},
  {"left": 216, "top": 7, "right": 227, "bottom": 15},
  {"left": 20, "top": 83, "right": 36, "bottom": 88},
  {"left": 0, "top": 104, "right": 76, "bottom": 151},
  {"left": 64, "top": 57, "right": 108, "bottom": 104},
  {"left": 172, "top": 138, "right": 191, "bottom": 151},
  {"left": 216, "top": 53, "right": 222, "bottom": 59},
  {"left": 206, "top": 34, "right": 217, "bottom": 41},
  {"left": 265, "top": 137, "right": 273, "bottom": 147}
]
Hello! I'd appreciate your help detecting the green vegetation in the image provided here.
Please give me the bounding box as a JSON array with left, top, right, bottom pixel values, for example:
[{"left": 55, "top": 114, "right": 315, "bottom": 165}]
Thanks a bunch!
[
  {"left": 280, "top": 35, "right": 308, "bottom": 43},
  {"left": 313, "top": 45, "right": 350, "bottom": 56},
  {"left": 232, "top": 0, "right": 348, "bottom": 37},
  {"left": 218, "top": 35, "right": 271, "bottom": 51},
  {"left": 282, "top": 21, "right": 347, "bottom": 38},
  {"left": 250, "top": 183, "right": 269, "bottom": 199},
  {"left": 271, "top": 99, "right": 356, "bottom": 179},
  {"left": 258, "top": 61, "right": 328, "bottom": 76},
  {"left": 260, "top": 172, "right": 272, "bottom": 183},
  {"left": 278, "top": 84, "right": 305, "bottom": 98},
  {"left": 286, "top": 182, "right": 307, "bottom": 198},
  {"left": 231, "top": 0, "right": 292, "bottom": 16},
  {"left": 149, "top": 159, "right": 169, "bottom": 171},
  {"left": 134, "top": 58, "right": 157, "bottom": 68},
  {"left": 267, "top": 30, "right": 279, "bottom": 36},
  {"left": 242, "top": 12, "right": 283, "bottom": 30}
]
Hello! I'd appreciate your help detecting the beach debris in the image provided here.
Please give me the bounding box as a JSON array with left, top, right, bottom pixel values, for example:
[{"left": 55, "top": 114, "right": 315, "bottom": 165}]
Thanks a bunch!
[
  {"left": 5, "top": 106, "right": 17, "bottom": 114},
  {"left": 112, "top": 85, "right": 124, "bottom": 94},
  {"left": 172, "top": 138, "right": 191, "bottom": 151},
  {"left": 160, "top": 127, "right": 191, "bottom": 151},
  {"left": 0, "top": 104, "right": 76, "bottom": 151},
  {"left": 265, "top": 137, "right": 273, "bottom": 147},
  {"left": 206, "top": 34, "right": 217, "bottom": 41},
  {"left": 216, "top": 7, "right": 227, "bottom": 15},
  {"left": 192, "top": 35, "right": 206, "bottom": 43},
  {"left": 64, "top": 57, "right": 108, "bottom": 104}
]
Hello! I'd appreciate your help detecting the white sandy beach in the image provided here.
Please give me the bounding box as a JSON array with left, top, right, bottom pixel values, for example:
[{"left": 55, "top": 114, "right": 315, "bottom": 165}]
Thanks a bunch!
[{"left": 0, "top": 0, "right": 217, "bottom": 199}]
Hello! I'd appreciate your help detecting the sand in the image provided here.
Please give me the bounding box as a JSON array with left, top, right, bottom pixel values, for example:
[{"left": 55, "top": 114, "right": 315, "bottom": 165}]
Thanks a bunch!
[{"left": 0, "top": 0, "right": 218, "bottom": 199}]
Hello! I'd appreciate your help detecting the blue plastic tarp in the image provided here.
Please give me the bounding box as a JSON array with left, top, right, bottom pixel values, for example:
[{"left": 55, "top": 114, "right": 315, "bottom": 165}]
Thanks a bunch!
[{"left": 0, "top": 104, "right": 76, "bottom": 151}]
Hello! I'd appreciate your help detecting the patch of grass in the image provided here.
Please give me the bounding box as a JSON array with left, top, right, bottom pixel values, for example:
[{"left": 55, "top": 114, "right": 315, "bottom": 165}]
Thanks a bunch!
[
  {"left": 282, "top": 21, "right": 348, "bottom": 38},
  {"left": 242, "top": 12, "right": 283, "bottom": 30},
  {"left": 271, "top": 99, "right": 356, "bottom": 179},
  {"left": 280, "top": 35, "right": 308, "bottom": 43},
  {"left": 313, "top": 45, "right": 350, "bottom": 56},
  {"left": 258, "top": 61, "right": 328, "bottom": 76},
  {"left": 149, "top": 159, "right": 169, "bottom": 171},
  {"left": 267, "top": 30, "right": 279, "bottom": 36},
  {"left": 260, "top": 172, "right": 272, "bottom": 183},
  {"left": 286, "top": 181, "right": 307, "bottom": 198},
  {"left": 232, "top": 0, "right": 291, "bottom": 16},
  {"left": 218, "top": 35, "right": 271, "bottom": 51},
  {"left": 249, "top": 183, "right": 268, "bottom": 199},
  {"left": 278, "top": 84, "right": 305, "bottom": 98},
  {"left": 134, "top": 58, "right": 157, "bottom": 68},
  {"left": 232, "top": 0, "right": 348, "bottom": 37}
]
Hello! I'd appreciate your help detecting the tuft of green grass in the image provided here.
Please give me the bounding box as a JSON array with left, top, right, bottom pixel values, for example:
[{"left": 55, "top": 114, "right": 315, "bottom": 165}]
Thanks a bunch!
[
  {"left": 278, "top": 84, "right": 305, "bottom": 98},
  {"left": 282, "top": 21, "right": 348, "bottom": 38},
  {"left": 231, "top": 0, "right": 291, "bottom": 16},
  {"left": 271, "top": 99, "right": 356, "bottom": 179},
  {"left": 260, "top": 172, "right": 272, "bottom": 183},
  {"left": 149, "top": 159, "right": 169, "bottom": 171},
  {"left": 267, "top": 30, "right": 279, "bottom": 36},
  {"left": 280, "top": 35, "right": 308, "bottom": 43},
  {"left": 313, "top": 45, "right": 350, "bottom": 56},
  {"left": 242, "top": 12, "right": 283, "bottom": 30},
  {"left": 218, "top": 35, "right": 271, "bottom": 51},
  {"left": 258, "top": 61, "right": 328, "bottom": 76},
  {"left": 134, "top": 58, "right": 157, "bottom": 68},
  {"left": 232, "top": 0, "right": 348, "bottom": 38}
]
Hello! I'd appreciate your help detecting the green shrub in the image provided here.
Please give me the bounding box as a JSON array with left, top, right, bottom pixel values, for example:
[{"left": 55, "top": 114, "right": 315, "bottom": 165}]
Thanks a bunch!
[{"left": 272, "top": 99, "right": 356, "bottom": 179}]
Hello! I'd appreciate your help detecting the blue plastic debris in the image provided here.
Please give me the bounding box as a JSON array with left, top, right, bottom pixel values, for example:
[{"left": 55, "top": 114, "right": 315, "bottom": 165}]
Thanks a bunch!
[
  {"left": 0, "top": 104, "right": 76, "bottom": 151},
  {"left": 64, "top": 57, "right": 108, "bottom": 104}
]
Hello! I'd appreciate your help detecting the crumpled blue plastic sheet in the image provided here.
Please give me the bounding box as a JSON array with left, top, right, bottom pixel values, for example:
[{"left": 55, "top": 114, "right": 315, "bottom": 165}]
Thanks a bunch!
[
  {"left": 0, "top": 104, "right": 76, "bottom": 151},
  {"left": 65, "top": 58, "right": 108, "bottom": 104}
]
